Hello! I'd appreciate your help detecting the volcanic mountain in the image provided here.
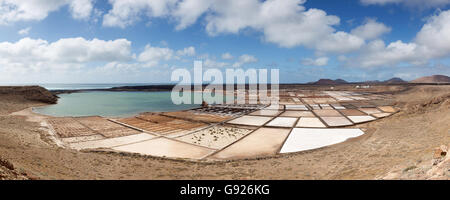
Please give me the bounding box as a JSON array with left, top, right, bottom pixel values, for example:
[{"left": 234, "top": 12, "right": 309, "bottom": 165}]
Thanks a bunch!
[
  {"left": 310, "top": 79, "right": 349, "bottom": 85},
  {"left": 384, "top": 77, "right": 406, "bottom": 84},
  {"left": 410, "top": 75, "right": 450, "bottom": 83}
]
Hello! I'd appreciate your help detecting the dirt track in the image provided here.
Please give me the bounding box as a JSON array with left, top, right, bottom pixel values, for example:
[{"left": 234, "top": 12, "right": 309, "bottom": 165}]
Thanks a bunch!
[{"left": 0, "top": 85, "right": 449, "bottom": 180}]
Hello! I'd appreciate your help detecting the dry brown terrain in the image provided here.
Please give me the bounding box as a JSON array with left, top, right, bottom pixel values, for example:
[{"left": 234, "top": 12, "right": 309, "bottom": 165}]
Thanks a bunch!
[
  {"left": 410, "top": 75, "right": 450, "bottom": 83},
  {"left": 0, "top": 85, "right": 449, "bottom": 180}
]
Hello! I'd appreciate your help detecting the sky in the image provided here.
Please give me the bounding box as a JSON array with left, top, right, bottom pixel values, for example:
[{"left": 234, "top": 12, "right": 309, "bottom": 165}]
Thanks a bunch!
[{"left": 1, "top": 0, "right": 450, "bottom": 84}]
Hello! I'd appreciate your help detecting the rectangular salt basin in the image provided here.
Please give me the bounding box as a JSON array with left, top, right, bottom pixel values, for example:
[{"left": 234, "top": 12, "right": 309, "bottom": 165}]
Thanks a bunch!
[
  {"left": 313, "top": 109, "right": 343, "bottom": 117},
  {"left": 347, "top": 116, "right": 376, "bottom": 123},
  {"left": 309, "top": 104, "right": 321, "bottom": 110},
  {"left": 265, "top": 117, "right": 298, "bottom": 127},
  {"left": 296, "top": 117, "right": 326, "bottom": 128},
  {"left": 227, "top": 116, "right": 273, "bottom": 126},
  {"left": 113, "top": 137, "right": 215, "bottom": 159},
  {"left": 373, "top": 112, "right": 392, "bottom": 118},
  {"left": 175, "top": 126, "right": 252, "bottom": 149},
  {"left": 340, "top": 109, "right": 367, "bottom": 116},
  {"left": 265, "top": 104, "right": 283, "bottom": 110},
  {"left": 320, "top": 105, "right": 333, "bottom": 110},
  {"left": 359, "top": 108, "right": 382, "bottom": 115},
  {"left": 68, "top": 133, "right": 156, "bottom": 150},
  {"left": 280, "top": 111, "right": 315, "bottom": 117},
  {"left": 331, "top": 104, "right": 346, "bottom": 110},
  {"left": 249, "top": 109, "right": 282, "bottom": 116},
  {"left": 280, "top": 128, "right": 365, "bottom": 153},
  {"left": 210, "top": 128, "right": 291, "bottom": 160},
  {"left": 334, "top": 96, "right": 353, "bottom": 101},
  {"left": 285, "top": 105, "right": 308, "bottom": 110},
  {"left": 321, "top": 117, "right": 353, "bottom": 127}
]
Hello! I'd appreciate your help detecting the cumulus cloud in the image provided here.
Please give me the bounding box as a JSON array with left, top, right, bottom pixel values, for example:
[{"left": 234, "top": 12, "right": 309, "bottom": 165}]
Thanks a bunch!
[
  {"left": 201, "top": 53, "right": 258, "bottom": 68},
  {"left": 0, "top": 37, "right": 202, "bottom": 82},
  {"left": 349, "top": 40, "right": 422, "bottom": 68},
  {"left": 18, "top": 27, "right": 31, "bottom": 35},
  {"left": 102, "top": 0, "right": 366, "bottom": 53},
  {"left": 0, "top": 0, "right": 94, "bottom": 24},
  {"left": 360, "top": 0, "right": 450, "bottom": 8},
  {"left": 137, "top": 44, "right": 196, "bottom": 67},
  {"left": 221, "top": 52, "right": 234, "bottom": 60},
  {"left": 0, "top": 37, "right": 133, "bottom": 80},
  {"left": 314, "top": 31, "right": 365, "bottom": 53},
  {"left": 103, "top": 0, "right": 178, "bottom": 28},
  {"left": 0, "top": 37, "right": 132, "bottom": 63},
  {"left": 69, "top": 0, "right": 94, "bottom": 20},
  {"left": 301, "top": 57, "right": 329, "bottom": 66},
  {"left": 351, "top": 19, "right": 391, "bottom": 40},
  {"left": 346, "top": 10, "right": 450, "bottom": 68},
  {"left": 172, "top": 0, "right": 212, "bottom": 30},
  {"left": 415, "top": 10, "right": 450, "bottom": 58},
  {"left": 205, "top": 0, "right": 365, "bottom": 53},
  {"left": 176, "top": 46, "right": 196, "bottom": 56},
  {"left": 232, "top": 54, "right": 258, "bottom": 67},
  {"left": 138, "top": 44, "right": 175, "bottom": 67},
  {"left": 203, "top": 58, "right": 229, "bottom": 68}
]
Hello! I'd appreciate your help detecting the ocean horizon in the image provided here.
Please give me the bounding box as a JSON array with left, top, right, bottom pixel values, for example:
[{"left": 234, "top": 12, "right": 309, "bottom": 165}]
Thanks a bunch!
[{"left": 1, "top": 83, "right": 170, "bottom": 90}]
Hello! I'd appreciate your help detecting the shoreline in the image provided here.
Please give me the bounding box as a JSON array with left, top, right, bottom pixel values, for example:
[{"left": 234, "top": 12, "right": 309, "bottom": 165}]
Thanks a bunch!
[{"left": 49, "top": 82, "right": 450, "bottom": 95}]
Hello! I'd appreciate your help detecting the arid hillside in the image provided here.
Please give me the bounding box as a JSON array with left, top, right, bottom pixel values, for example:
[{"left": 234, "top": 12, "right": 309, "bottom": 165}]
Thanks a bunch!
[{"left": 411, "top": 75, "right": 450, "bottom": 83}]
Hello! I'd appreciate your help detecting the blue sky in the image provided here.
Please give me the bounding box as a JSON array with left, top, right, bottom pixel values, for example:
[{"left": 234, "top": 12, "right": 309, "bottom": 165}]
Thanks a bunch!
[{"left": 0, "top": 0, "right": 450, "bottom": 84}]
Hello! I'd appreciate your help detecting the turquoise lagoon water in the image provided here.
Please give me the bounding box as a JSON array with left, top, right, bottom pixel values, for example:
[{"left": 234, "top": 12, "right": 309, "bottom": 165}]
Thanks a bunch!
[{"left": 33, "top": 91, "right": 210, "bottom": 117}]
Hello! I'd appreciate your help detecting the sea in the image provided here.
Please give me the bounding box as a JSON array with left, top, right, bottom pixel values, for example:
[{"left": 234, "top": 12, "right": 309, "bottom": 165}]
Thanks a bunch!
[
  {"left": 30, "top": 83, "right": 226, "bottom": 117},
  {"left": 39, "top": 83, "right": 160, "bottom": 90}
]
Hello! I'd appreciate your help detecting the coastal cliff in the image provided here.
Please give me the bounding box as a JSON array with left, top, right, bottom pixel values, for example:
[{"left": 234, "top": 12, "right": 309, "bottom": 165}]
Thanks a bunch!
[{"left": 0, "top": 86, "right": 58, "bottom": 104}]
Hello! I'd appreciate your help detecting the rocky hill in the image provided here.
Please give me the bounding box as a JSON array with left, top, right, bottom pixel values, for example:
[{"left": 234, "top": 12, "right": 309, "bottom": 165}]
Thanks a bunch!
[
  {"left": 0, "top": 86, "right": 58, "bottom": 104},
  {"left": 410, "top": 75, "right": 450, "bottom": 83},
  {"left": 384, "top": 77, "right": 406, "bottom": 84},
  {"left": 310, "top": 79, "right": 348, "bottom": 85}
]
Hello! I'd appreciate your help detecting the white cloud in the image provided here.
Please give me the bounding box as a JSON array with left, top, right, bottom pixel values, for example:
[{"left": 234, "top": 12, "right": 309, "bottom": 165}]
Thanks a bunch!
[
  {"left": 0, "top": 0, "right": 94, "bottom": 24},
  {"left": 0, "top": 37, "right": 133, "bottom": 76},
  {"left": 239, "top": 54, "right": 258, "bottom": 63},
  {"left": 415, "top": 10, "right": 450, "bottom": 58},
  {"left": 351, "top": 19, "right": 391, "bottom": 40},
  {"left": 221, "top": 52, "right": 234, "bottom": 60},
  {"left": 232, "top": 54, "right": 258, "bottom": 67},
  {"left": 360, "top": 0, "right": 450, "bottom": 8},
  {"left": 205, "top": 0, "right": 356, "bottom": 51},
  {"left": 101, "top": 0, "right": 365, "bottom": 53},
  {"left": 18, "top": 27, "right": 31, "bottom": 35},
  {"left": 200, "top": 53, "right": 258, "bottom": 68},
  {"left": 203, "top": 58, "right": 229, "bottom": 68},
  {"left": 137, "top": 44, "right": 196, "bottom": 67},
  {"left": 301, "top": 57, "right": 329, "bottom": 66},
  {"left": 176, "top": 46, "right": 196, "bottom": 56},
  {"left": 350, "top": 40, "right": 422, "bottom": 68},
  {"left": 0, "top": 37, "right": 201, "bottom": 82},
  {"left": 103, "top": 0, "right": 178, "bottom": 28},
  {"left": 138, "top": 44, "right": 175, "bottom": 67},
  {"left": 172, "top": 0, "right": 212, "bottom": 30},
  {"left": 348, "top": 10, "right": 450, "bottom": 68},
  {"left": 315, "top": 31, "right": 365, "bottom": 53},
  {"left": 69, "top": 0, "right": 94, "bottom": 20}
]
